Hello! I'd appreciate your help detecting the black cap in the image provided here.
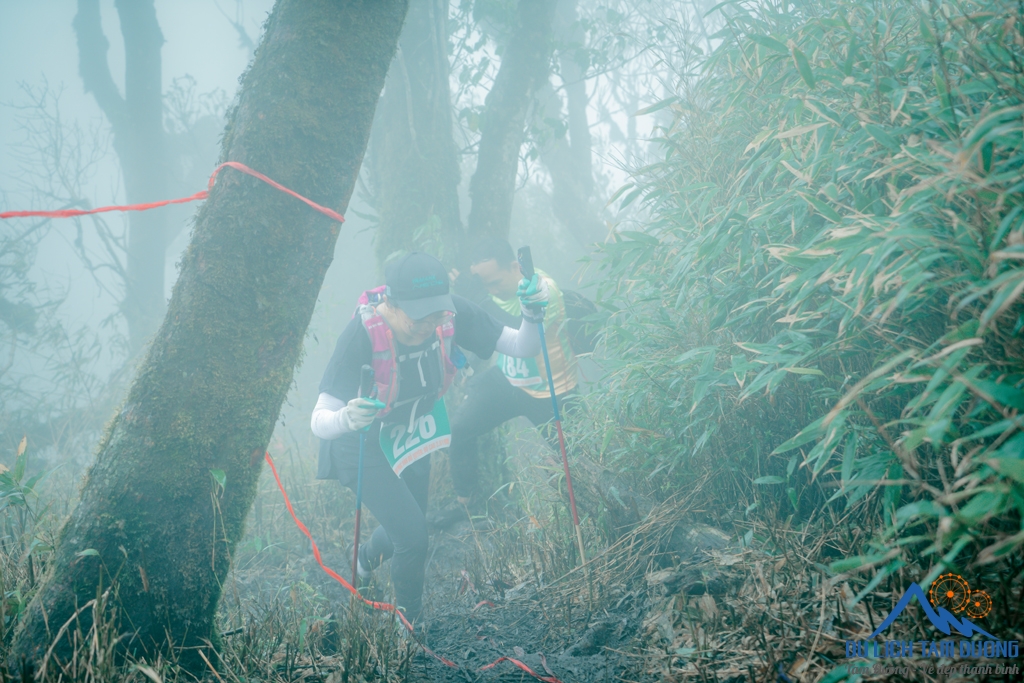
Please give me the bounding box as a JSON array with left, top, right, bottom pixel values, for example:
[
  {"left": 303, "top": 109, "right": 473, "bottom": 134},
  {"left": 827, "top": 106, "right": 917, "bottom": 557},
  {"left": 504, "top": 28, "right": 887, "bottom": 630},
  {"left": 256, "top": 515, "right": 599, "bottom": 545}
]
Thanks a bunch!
[{"left": 384, "top": 252, "right": 455, "bottom": 320}]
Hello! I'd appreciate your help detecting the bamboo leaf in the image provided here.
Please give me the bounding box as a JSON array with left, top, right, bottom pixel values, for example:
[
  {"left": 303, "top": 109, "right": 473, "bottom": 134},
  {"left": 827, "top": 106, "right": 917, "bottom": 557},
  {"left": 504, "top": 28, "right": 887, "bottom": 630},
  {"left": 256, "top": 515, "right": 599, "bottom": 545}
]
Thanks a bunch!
[
  {"left": 606, "top": 183, "right": 634, "bottom": 207},
  {"left": 830, "top": 554, "right": 889, "bottom": 573},
  {"left": 800, "top": 193, "right": 843, "bottom": 222},
  {"left": 773, "top": 415, "right": 827, "bottom": 454},
  {"left": 633, "top": 97, "right": 678, "bottom": 116},
  {"left": 782, "top": 366, "right": 824, "bottom": 375},
  {"left": 776, "top": 122, "right": 827, "bottom": 139},
  {"left": 745, "top": 128, "right": 775, "bottom": 153},
  {"left": 841, "top": 433, "right": 856, "bottom": 485},
  {"left": 864, "top": 124, "right": 900, "bottom": 150},
  {"left": 842, "top": 37, "right": 859, "bottom": 76},
  {"left": 750, "top": 35, "right": 788, "bottom": 54},
  {"left": 792, "top": 47, "right": 816, "bottom": 88},
  {"left": 957, "top": 491, "right": 1004, "bottom": 523},
  {"left": 989, "top": 458, "right": 1024, "bottom": 485},
  {"left": 619, "top": 187, "right": 644, "bottom": 210},
  {"left": 13, "top": 442, "right": 26, "bottom": 483}
]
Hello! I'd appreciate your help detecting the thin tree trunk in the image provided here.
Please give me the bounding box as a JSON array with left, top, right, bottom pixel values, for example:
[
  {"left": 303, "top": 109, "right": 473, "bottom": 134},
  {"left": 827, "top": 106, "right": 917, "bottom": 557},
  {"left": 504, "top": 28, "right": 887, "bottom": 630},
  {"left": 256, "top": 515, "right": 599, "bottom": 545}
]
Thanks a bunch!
[
  {"left": 555, "top": 0, "right": 592, "bottom": 198},
  {"left": 370, "top": 0, "right": 463, "bottom": 270},
  {"left": 533, "top": 0, "right": 604, "bottom": 247},
  {"left": 534, "top": 81, "right": 604, "bottom": 246},
  {"left": 73, "top": 0, "right": 170, "bottom": 352},
  {"left": 11, "top": 0, "right": 406, "bottom": 673},
  {"left": 466, "top": 0, "right": 555, "bottom": 243}
]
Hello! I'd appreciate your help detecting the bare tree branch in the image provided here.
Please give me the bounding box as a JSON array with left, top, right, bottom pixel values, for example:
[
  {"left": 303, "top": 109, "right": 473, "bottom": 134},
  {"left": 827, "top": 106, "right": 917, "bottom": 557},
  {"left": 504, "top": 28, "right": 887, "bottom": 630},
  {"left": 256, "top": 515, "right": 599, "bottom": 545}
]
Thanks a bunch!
[{"left": 72, "top": 0, "right": 128, "bottom": 130}]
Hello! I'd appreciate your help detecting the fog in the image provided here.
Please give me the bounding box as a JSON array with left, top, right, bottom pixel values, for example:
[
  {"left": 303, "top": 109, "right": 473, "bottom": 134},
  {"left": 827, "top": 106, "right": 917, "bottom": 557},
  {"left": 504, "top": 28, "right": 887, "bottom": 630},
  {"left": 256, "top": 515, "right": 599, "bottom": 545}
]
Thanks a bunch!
[
  {"left": 3, "top": 2, "right": 1022, "bottom": 682},
  {"left": 0, "top": 0, "right": 659, "bottom": 463},
  {"left": 1, "top": 1, "right": 384, "bottom": 461},
  {"left": 1, "top": 0, "right": 276, "bottom": 309}
]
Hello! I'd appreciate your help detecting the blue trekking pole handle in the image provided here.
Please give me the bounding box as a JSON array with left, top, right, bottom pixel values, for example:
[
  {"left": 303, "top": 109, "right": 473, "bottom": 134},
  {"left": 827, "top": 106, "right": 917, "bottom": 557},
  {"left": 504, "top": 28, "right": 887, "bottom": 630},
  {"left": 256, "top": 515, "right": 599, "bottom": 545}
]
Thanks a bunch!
[
  {"left": 517, "top": 247, "right": 559, "bottom": 421},
  {"left": 352, "top": 364, "right": 374, "bottom": 588},
  {"left": 518, "top": 247, "right": 586, "bottom": 566}
]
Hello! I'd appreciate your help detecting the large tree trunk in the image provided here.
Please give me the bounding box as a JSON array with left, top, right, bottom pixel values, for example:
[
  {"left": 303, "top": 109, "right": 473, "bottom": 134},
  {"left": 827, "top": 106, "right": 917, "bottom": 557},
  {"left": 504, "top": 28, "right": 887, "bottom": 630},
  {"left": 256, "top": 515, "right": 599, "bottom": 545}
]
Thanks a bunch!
[
  {"left": 369, "top": 0, "right": 463, "bottom": 271},
  {"left": 73, "top": 0, "right": 171, "bottom": 353},
  {"left": 466, "top": 0, "right": 555, "bottom": 243},
  {"left": 11, "top": 0, "right": 406, "bottom": 673}
]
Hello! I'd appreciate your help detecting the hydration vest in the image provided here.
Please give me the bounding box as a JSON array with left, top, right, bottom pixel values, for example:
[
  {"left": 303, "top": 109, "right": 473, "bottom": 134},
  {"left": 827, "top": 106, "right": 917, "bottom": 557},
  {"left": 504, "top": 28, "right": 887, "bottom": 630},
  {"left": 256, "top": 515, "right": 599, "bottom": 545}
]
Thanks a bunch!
[{"left": 354, "top": 286, "right": 459, "bottom": 420}]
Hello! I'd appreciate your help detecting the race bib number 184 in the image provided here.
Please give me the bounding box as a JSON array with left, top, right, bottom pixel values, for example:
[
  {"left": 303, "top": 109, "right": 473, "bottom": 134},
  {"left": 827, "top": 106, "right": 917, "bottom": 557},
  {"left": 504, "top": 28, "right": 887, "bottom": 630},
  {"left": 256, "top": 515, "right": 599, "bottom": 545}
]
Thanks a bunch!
[
  {"left": 497, "top": 352, "right": 544, "bottom": 388},
  {"left": 380, "top": 400, "right": 451, "bottom": 476}
]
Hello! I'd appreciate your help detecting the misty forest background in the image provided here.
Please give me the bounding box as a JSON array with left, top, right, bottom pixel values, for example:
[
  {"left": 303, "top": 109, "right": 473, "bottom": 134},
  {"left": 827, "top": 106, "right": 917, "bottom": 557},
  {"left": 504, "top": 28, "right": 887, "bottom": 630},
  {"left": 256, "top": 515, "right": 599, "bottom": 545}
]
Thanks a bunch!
[{"left": 1, "top": 1, "right": 1023, "bottom": 682}]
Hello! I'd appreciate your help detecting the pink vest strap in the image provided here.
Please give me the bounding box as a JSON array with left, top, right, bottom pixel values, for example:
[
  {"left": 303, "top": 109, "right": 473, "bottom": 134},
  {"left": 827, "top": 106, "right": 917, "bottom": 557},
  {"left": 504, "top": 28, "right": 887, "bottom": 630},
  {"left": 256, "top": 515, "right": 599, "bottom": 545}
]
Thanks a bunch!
[{"left": 353, "top": 288, "right": 458, "bottom": 418}]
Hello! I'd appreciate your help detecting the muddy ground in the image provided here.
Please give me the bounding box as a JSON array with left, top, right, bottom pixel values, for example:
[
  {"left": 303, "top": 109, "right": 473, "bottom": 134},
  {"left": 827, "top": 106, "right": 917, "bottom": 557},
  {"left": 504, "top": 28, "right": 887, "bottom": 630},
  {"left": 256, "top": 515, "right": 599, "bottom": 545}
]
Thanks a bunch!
[
  {"left": 240, "top": 510, "right": 655, "bottom": 683},
  {"left": 225, "top": 416, "right": 673, "bottom": 683},
  {"left": 404, "top": 518, "right": 645, "bottom": 683},
  {"left": 231, "top": 416, "right": 1024, "bottom": 683}
]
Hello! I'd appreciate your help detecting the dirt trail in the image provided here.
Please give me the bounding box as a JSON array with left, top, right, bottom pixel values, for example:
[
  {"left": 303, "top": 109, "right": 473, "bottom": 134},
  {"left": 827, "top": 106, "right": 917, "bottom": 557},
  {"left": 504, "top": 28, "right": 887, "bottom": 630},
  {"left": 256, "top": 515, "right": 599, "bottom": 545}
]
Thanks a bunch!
[
  {"left": 233, "top": 419, "right": 730, "bottom": 682},
  {"left": 406, "top": 520, "right": 645, "bottom": 682}
]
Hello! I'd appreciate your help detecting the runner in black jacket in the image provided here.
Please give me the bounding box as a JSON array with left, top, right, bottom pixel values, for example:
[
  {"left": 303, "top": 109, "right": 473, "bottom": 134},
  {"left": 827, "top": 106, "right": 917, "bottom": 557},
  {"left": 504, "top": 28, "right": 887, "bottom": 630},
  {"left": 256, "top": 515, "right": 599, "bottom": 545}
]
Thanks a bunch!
[{"left": 310, "top": 252, "right": 548, "bottom": 622}]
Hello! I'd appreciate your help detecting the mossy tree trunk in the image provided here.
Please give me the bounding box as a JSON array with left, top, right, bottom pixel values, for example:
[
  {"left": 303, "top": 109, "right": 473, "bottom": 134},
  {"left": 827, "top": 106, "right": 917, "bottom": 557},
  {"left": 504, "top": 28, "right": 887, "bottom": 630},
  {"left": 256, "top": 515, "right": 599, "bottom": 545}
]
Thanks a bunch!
[
  {"left": 369, "top": 0, "right": 463, "bottom": 271},
  {"left": 466, "top": 0, "right": 555, "bottom": 243},
  {"left": 10, "top": 0, "right": 406, "bottom": 673}
]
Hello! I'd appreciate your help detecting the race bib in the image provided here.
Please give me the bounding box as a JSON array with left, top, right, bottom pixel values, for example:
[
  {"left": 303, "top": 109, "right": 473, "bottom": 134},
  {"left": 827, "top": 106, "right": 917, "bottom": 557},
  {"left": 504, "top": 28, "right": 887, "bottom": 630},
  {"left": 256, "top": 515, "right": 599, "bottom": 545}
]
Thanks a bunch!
[
  {"left": 380, "top": 401, "right": 451, "bottom": 476},
  {"left": 497, "top": 353, "right": 544, "bottom": 388}
]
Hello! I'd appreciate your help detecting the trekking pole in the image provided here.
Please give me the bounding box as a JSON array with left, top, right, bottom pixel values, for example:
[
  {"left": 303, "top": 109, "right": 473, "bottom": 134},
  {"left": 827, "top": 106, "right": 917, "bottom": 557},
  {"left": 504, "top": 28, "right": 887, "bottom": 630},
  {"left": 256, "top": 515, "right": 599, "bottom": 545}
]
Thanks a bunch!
[
  {"left": 351, "top": 364, "right": 375, "bottom": 590},
  {"left": 517, "top": 246, "right": 588, "bottom": 570}
]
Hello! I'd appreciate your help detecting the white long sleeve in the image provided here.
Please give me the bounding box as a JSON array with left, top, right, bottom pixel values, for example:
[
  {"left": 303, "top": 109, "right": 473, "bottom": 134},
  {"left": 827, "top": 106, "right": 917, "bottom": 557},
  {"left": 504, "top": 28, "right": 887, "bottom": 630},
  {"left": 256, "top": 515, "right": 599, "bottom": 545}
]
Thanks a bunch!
[
  {"left": 495, "top": 319, "right": 541, "bottom": 358},
  {"left": 310, "top": 392, "right": 350, "bottom": 440}
]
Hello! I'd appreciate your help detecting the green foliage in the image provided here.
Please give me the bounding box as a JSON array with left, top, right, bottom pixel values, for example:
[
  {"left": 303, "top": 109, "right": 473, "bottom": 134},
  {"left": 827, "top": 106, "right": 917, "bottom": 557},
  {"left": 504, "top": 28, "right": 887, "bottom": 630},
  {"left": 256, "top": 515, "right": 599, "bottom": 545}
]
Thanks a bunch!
[
  {"left": 0, "top": 437, "right": 51, "bottom": 553},
  {"left": 0, "top": 437, "right": 54, "bottom": 647},
  {"left": 584, "top": 0, "right": 1024, "bottom": 578}
]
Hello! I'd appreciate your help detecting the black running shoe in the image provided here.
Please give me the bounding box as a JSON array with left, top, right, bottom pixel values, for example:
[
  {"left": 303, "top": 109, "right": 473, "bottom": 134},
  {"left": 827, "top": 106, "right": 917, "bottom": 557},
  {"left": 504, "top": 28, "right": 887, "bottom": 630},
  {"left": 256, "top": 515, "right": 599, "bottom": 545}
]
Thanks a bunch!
[{"left": 425, "top": 504, "right": 469, "bottom": 531}]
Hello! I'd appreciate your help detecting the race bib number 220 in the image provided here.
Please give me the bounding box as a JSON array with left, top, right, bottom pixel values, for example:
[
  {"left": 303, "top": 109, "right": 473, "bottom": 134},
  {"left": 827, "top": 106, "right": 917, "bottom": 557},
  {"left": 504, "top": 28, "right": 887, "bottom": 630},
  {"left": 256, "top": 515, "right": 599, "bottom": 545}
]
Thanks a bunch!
[{"left": 379, "top": 401, "right": 451, "bottom": 476}]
